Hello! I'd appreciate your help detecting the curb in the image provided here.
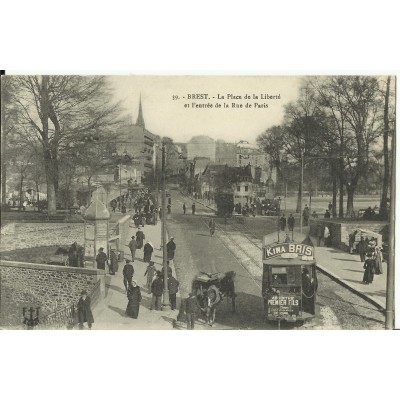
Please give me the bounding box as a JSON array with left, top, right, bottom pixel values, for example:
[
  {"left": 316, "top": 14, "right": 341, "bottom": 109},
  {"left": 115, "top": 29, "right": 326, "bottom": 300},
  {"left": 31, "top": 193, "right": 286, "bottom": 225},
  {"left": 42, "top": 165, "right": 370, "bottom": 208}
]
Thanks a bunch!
[{"left": 316, "top": 263, "right": 386, "bottom": 313}]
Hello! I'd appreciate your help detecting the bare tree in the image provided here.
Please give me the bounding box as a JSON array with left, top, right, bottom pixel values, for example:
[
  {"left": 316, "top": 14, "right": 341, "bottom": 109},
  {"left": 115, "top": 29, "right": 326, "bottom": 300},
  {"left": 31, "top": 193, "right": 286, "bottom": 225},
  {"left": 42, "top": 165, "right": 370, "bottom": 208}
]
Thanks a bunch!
[{"left": 12, "top": 75, "right": 121, "bottom": 213}]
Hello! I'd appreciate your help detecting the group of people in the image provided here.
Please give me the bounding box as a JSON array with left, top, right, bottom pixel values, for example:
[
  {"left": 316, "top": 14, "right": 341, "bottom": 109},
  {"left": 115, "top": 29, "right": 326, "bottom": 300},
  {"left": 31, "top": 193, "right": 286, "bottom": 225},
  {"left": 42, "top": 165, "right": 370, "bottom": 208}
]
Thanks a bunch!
[
  {"left": 182, "top": 202, "right": 196, "bottom": 215},
  {"left": 278, "top": 213, "right": 295, "bottom": 232},
  {"left": 357, "top": 236, "right": 384, "bottom": 285}
]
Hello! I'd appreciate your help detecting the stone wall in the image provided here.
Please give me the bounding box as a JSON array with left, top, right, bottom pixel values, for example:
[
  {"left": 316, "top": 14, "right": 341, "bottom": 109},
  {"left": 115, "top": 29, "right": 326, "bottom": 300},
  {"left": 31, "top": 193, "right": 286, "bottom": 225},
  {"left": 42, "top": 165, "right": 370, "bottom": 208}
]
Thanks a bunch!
[
  {"left": 0, "top": 223, "right": 84, "bottom": 252},
  {"left": 0, "top": 260, "right": 105, "bottom": 327}
]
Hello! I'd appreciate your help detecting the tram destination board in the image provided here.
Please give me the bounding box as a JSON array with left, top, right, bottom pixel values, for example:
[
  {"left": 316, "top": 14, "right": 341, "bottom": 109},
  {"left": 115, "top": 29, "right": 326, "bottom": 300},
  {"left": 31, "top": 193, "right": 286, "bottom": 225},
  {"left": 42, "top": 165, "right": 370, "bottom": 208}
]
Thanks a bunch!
[{"left": 263, "top": 243, "right": 314, "bottom": 260}]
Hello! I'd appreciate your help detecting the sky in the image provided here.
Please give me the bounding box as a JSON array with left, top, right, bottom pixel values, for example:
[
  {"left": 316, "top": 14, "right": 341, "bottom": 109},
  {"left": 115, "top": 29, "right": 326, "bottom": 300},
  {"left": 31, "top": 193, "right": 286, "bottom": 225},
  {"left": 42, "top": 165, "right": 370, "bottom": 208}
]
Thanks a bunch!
[{"left": 108, "top": 75, "right": 302, "bottom": 144}]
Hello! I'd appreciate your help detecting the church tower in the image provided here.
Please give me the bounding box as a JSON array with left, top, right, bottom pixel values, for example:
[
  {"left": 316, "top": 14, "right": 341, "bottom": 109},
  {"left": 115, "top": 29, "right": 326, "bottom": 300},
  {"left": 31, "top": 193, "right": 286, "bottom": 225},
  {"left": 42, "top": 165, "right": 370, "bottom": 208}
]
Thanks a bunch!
[{"left": 136, "top": 95, "right": 145, "bottom": 128}]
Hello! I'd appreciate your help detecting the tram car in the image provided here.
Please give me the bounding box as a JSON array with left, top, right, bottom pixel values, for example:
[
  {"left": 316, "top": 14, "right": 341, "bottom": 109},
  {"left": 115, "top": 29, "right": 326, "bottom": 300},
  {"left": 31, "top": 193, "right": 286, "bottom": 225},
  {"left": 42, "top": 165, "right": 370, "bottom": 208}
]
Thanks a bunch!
[{"left": 262, "top": 236, "right": 318, "bottom": 323}]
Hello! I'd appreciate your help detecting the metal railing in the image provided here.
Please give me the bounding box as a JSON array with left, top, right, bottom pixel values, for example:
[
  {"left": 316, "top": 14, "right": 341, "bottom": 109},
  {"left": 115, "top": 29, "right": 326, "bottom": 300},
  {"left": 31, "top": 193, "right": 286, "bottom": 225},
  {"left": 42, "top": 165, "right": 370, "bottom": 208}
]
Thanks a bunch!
[{"left": 40, "top": 279, "right": 102, "bottom": 330}]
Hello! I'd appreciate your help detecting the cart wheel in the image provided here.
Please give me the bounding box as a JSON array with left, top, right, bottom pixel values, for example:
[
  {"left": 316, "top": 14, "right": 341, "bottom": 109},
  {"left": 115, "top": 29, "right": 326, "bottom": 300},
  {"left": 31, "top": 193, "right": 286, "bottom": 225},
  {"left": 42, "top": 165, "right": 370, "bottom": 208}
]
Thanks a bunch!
[{"left": 207, "top": 285, "right": 219, "bottom": 303}]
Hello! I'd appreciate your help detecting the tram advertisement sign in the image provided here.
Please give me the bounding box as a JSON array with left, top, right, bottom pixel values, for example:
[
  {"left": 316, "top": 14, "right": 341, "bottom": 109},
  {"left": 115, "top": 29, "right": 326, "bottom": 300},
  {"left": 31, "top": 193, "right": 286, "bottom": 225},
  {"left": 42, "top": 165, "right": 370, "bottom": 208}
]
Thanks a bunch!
[
  {"left": 263, "top": 243, "right": 314, "bottom": 260},
  {"left": 267, "top": 295, "right": 300, "bottom": 317}
]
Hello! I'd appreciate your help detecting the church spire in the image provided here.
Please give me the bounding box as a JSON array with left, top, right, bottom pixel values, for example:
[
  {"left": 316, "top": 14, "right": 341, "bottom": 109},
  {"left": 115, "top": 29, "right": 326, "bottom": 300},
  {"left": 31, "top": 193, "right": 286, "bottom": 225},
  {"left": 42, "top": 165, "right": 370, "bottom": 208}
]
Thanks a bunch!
[{"left": 136, "top": 95, "right": 145, "bottom": 128}]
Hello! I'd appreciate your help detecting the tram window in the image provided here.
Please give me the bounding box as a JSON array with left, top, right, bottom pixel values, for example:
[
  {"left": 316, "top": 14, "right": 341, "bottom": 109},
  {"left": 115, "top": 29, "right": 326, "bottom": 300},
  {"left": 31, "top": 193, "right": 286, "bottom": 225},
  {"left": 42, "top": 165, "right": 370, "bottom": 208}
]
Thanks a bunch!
[{"left": 271, "top": 267, "right": 288, "bottom": 285}]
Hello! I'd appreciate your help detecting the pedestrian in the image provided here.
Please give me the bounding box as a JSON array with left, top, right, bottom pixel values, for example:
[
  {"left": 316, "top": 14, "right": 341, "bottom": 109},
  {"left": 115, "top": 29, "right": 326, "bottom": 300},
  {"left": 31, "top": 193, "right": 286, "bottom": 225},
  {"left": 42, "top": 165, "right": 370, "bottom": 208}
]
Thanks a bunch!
[
  {"left": 150, "top": 271, "right": 163, "bottom": 310},
  {"left": 77, "top": 290, "right": 94, "bottom": 330},
  {"left": 161, "top": 261, "right": 173, "bottom": 277},
  {"left": 144, "top": 261, "right": 156, "bottom": 293},
  {"left": 312, "top": 211, "right": 318, "bottom": 219},
  {"left": 109, "top": 249, "right": 118, "bottom": 275},
  {"left": 328, "top": 202, "right": 333, "bottom": 213},
  {"left": 143, "top": 241, "right": 154, "bottom": 263},
  {"left": 77, "top": 245, "right": 85, "bottom": 268},
  {"left": 323, "top": 226, "right": 330, "bottom": 247},
  {"left": 375, "top": 247, "right": 383, "bottom": 275},
  {"left": 167, "top": 272, "right": 180, "bottom": 310},
  {"left": 348, "top": 230, "right": 357, "bottom": 254},
  {"left": 125, "top": 280, "right": 142, "bottom": 319},
  {"left": 192, "top": 202, "right": 196, "bottom": 215},
  {"left": 185, "top": 292, "right": 199, "bottom": 330},
  {"left": 209, "top": 218, "right": 216, "bottom": 236},
  {"left": 135, "top": 227, "right": 145, "bottom": 250},
  {"left": 303, "top": 205, "right": 310, "bottom": 226},
  {"left": 288, "top": 213, "right": 295, "bottom": 231},
  {"left": 122, "top": 259, "right": 134, "bottom": 291},
  {"left": 183, "top": 203, "right": 186, "bottom": 214},
  {"left": 166, "top": 237, "right": 176, "bottom": 261},
  {"left": 358, "top": 237, "right": 368, "bottom": 262},
  {"left": 362, "top": 254, "right": 376, "bottom": 284},
  {"left": 96, "top": 247, "right": 108, "bottom": 270},
  {"left": 167, "top": 204, "right": 171, "bottom": 214},
  {"left": 128, "top": 236, "right": 137, "bottom": 261},
  {"left": 324, "top": 209, "right": 331, "bottom": 218},
  {"left": 279, "top": 214, "right": 286, "bottom": 231},
  {"left": 316, "top": 224, "right": 323, "bottom": 247},
  {"left": 68, "top": 242, "right": 79, "bottom": 267}
]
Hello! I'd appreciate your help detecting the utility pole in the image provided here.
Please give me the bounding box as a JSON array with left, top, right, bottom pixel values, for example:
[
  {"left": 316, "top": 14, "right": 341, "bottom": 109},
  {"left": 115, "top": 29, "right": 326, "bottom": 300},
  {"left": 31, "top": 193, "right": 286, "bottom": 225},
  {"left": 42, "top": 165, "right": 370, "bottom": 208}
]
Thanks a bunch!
[
  {"left": 1, "top": 76, "right": 8, "bottom": 206},
  {"left": 300, "top": 151, "right": 304, "bottom": 233},
  {"left": 385, "top": 114, "right": 395, "bottom": 329},
  {"left": 161, "top": 141, "right": 170, "bottom": 310}
]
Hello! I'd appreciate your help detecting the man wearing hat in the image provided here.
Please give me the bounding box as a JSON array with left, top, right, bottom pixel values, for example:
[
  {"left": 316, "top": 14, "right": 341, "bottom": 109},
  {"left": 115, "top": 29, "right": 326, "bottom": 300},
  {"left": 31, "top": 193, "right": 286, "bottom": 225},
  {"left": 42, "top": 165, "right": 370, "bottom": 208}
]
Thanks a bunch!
[
  {"left": 123, "top": 259, "right": 134, "bottom": 291},
  {"left": 166, "top": 237, "right": 176, "bottom": 261},
  {"left": 128, "top": 235, "right": 137, "bottom": 261},
  {"left": 144, "top": 261, "right": 156, "bottom": 293},
  {"left": 96, "top": 247, "right": 108, "bottom": 270},
  {"left": 77, "top": 290, "right": 94, "bottom": 330}
]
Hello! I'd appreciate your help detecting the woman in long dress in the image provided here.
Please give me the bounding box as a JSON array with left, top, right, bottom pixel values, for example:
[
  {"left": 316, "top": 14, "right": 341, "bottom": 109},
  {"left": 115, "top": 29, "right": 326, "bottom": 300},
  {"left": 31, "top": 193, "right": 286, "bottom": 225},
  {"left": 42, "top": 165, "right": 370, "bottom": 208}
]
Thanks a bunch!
[
  {"left": 126, "top": 281, "right": 142, "bottom": 319},
  {"left": 374, "top": 247, "right": 383, "bottom": 275},
  {"left": 143, "top": 241, "right": 154, "bottom": 263},
  {"left": 362, "top": 255, "right": 375, "bottom": 284}
]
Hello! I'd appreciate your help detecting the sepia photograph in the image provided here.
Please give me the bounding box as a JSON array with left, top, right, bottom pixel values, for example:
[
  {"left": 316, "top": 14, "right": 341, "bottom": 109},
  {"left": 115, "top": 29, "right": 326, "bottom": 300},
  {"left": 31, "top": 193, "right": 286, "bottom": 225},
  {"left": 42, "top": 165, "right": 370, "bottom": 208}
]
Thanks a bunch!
[{"left": 0, "top": 74, "right": 396, "bottom": 331}]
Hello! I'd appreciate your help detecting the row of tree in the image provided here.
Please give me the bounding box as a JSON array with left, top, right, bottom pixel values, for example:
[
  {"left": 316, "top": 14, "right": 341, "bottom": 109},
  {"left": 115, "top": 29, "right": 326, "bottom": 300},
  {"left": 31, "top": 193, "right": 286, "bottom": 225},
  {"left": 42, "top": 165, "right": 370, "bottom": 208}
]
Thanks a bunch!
[
  {"left": 257, "top": 76, "right": 395, "bottom": 219},
  {"left": 1, "top": 75, "right": 123, "bottom": 213}
]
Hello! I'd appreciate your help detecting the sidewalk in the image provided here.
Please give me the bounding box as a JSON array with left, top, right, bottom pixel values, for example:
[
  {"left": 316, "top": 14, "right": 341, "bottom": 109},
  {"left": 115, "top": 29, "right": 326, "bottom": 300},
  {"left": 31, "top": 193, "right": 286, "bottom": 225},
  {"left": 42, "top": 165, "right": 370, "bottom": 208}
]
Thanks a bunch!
[
  {"left": 309, "top": 232, "right": 387, "bottom": 310},
  {"left": 185, "top": 191, "right": 387, "bottom": 311},
  {"left": 92, "top": 220, "right": 181, "bottom": 329}
]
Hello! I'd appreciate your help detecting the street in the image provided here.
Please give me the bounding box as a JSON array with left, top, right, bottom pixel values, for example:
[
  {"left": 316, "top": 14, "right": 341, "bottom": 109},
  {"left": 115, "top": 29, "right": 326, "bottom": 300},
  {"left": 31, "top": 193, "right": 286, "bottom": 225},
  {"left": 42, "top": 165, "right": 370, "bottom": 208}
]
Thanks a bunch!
[{"left": 167, "top": 191, "right": 385, "bottom": 329}]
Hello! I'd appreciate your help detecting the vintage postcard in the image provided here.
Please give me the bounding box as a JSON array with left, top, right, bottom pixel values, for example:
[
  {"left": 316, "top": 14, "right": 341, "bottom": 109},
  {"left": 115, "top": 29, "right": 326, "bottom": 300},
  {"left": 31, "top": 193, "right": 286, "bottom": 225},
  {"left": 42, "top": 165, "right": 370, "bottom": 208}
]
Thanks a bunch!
[{"left": 0, "top": 74, "right": 396, "bottom": 330}]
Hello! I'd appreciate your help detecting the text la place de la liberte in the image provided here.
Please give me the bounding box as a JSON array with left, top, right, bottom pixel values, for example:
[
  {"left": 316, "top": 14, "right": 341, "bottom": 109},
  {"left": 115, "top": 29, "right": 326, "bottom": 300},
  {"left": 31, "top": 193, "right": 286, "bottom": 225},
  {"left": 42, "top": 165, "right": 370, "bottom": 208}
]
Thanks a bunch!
[{"left": 184, "top": 93, "right": 281, "bottom": 109}]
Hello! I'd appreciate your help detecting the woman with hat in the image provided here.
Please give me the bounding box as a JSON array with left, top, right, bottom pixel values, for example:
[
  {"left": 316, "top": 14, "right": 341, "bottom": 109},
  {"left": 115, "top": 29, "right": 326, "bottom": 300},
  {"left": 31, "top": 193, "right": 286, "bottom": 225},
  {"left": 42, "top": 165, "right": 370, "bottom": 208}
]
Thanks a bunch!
[
  {"left": 77, "top": 290, "right": 94, "bottom": 329},
  {"left": 125, "top": 280, "right": 142, "bottom": 319}
]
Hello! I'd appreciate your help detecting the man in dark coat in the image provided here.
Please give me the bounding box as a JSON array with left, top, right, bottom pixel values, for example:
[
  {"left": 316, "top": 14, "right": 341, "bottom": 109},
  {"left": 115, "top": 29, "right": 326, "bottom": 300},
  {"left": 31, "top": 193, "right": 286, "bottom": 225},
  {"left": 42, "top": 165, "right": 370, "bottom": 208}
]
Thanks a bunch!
[
  {"left": 192, "top": 203, "right": 196, "bottom": 215},
  {"left": 96, "top": 248, "right": 108, "bottom": 270},
  {"left": 68, "top": 242, "right": 79, "bottom": 267},
  {"left": 167, "top": 272, "right": 180, "bottom": 310},
  {"left": 348, "top": 230, "right": 357, "bottom": 254},
  {"left": 358, "top": 237, "right": 368, "bottom": 262},
  {"left": 77, "top": 290, "right": 94, "bottom": 330},
  {"left": 109, "top": 249, "right": 118, "bottom": 275},
  {"left": 185, "top": 292, "right": 199, "bottom": 330},
  {"left": 316, "top": 225, "right": 323, "bottom": 246},
  {"left": 303, "top": 205, "right": 310, "bottom": 226},
  {"left": 279, "top": 214, "right": 286, "bottom": 231},
  {"left": 128, "top": 236, "right": 137, "bottom": 261},
  {"left": 183, "top": 203, "right": 186, "bottom": 214},
  {"left": 287, "top": 214, "right": 295, "bottom": 231},
  {"left": 123, "top": 259, "right": 134, "bottom": 291},
  {"left": 135, "top": 228, "right": 145, "bottom": 250},
  {"left": 150, "top": 271, "right": 163, "bottom": 311},
  {"left": 166, "top": 238, "right": 176, "bottom": 261}
]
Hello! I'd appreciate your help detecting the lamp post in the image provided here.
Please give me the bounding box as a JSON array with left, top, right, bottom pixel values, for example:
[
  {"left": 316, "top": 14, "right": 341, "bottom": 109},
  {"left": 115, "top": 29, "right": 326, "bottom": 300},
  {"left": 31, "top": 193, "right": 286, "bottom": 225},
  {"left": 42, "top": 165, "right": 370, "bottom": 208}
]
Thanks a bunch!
[
  {"left": 22, "top": 307, "right": 40, "bottom": 329},
  {"left": 161, "top": 141, "right": 170, "bottom": 310},
  {"left": 277, "top": 196, "right": 282, "bottom": 241},
  {"left": 300, "top": 150, "right": 304, "bottom": 233}
]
